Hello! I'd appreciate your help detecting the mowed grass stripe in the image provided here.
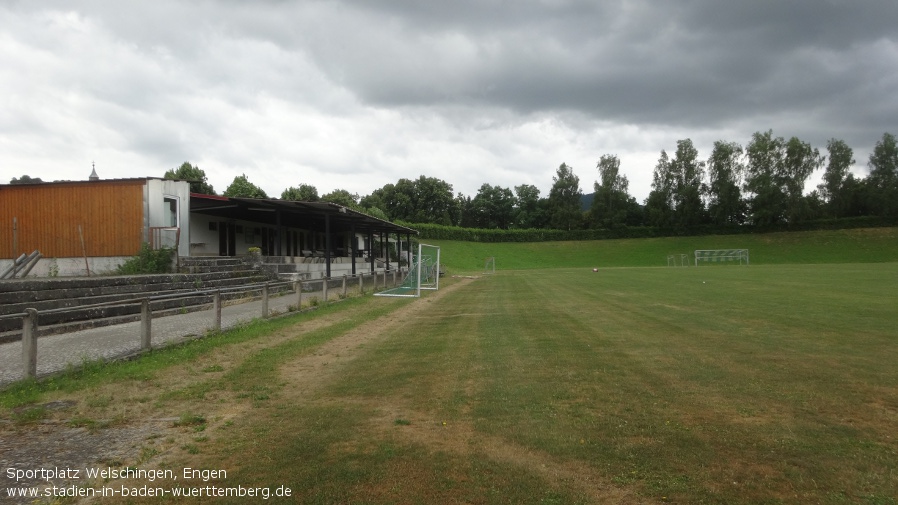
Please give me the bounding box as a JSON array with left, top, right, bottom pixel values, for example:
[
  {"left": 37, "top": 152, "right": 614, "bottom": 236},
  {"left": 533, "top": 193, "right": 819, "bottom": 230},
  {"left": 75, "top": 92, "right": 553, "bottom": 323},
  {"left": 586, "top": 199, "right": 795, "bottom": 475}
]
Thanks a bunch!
[
  {"left": 484, "top": 266, "right": 898, "bottom": 502},
  {"left": 309, "top": 264, "right": 897, "bottom": 503},
  {"left": 200, "top": 280, "right": 595, "bottom": 504},
  {"left": 5, "top": 257, "right": 895, "bottom": 503}
]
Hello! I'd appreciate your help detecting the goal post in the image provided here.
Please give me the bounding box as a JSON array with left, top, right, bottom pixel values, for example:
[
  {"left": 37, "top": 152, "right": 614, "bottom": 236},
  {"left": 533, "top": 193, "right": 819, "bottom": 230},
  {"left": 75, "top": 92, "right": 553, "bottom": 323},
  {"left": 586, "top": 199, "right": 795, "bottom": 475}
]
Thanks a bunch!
[
  {"left": 418, "top": 243, "right": 440, "bottom": 292},
  {"left": 374, "top": 243, "right": 440, "bottom": 298},
  {"left": 484, "top": 256, "right": 496, "bottom": 274},
  {"left": 694, "top": 249, "right": 749, "bottom": 266}
]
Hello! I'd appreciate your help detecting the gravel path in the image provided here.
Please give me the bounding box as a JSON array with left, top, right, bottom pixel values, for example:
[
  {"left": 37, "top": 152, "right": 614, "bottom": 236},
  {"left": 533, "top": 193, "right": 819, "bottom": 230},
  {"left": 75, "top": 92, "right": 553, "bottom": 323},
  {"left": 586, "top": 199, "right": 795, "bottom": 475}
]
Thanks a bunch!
[{"left": 0, "top": 287, "right": 328, "bottom": 387}]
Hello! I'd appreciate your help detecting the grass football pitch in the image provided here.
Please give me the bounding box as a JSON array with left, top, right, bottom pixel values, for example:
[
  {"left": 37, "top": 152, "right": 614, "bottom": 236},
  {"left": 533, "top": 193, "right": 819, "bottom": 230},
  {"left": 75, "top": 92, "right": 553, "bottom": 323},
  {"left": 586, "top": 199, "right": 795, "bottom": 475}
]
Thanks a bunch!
[
  {"left": 290, "top": 264, "right": 897, "bottom": 504},
  {"left": 2, "top": 231, "right": 897, "bottom": 504}
]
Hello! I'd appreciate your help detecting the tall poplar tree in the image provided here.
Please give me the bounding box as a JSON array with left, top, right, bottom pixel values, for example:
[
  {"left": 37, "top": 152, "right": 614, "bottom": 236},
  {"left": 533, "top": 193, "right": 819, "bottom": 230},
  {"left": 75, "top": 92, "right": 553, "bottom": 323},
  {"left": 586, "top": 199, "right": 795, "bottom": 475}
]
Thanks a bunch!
[
  {"left": 591, "top": 154, "right": 639, "bottom": 229},
  {"left": 671, "top": 139, "right": 706, "bottom": 228},
  {"left": 818, "top": 139, "right": 855, "bottom": 218},
  {"left": 546, "top": 163, "right": 583, "bottom": 230},
  {"left": 867, "top": 132, "right": 898, "bottom": 217},
  {"left": 706, "top": 140, "right": 745, "bottom": 225}
]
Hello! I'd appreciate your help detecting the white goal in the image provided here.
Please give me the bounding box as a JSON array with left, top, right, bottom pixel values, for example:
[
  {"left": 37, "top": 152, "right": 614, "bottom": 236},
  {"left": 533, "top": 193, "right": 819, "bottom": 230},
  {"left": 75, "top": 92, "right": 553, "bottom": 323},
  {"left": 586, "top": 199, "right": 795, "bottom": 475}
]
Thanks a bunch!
[
  {"left": 483, "top": 256, "right": 496, "bottom": 274},
  {"left": 375, "top": 243, "right": 441, "bottom": 297},
  {"left": 694, "top": 249, "right": 749, "bottom": 266}
]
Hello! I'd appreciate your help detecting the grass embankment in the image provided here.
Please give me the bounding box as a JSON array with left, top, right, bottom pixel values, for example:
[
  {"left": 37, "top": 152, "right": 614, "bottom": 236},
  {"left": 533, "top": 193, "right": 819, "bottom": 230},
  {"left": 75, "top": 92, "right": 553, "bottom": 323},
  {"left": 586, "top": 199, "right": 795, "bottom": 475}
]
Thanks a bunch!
[
  {"left": 1, "top": 232, "right": 896, "bottom": 504},
  {"left": 429, "top": 227, "right": 898, "bottom": 272}
]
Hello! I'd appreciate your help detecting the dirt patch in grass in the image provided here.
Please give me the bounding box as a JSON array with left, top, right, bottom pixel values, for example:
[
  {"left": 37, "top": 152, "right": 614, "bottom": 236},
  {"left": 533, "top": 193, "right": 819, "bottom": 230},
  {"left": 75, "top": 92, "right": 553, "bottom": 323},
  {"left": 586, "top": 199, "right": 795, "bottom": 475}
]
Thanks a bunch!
[
  {"left": 0, "top": 299, "right": 409, "bottom": 502},
  {"left": 266, "top": 277, "right": 642, "bottom": 504},
  {"left": 2, "top": 277, "right": 646, "bottom": 504},
  {"left": 362, "top": 403, "right": 642, "bottom": 504}
]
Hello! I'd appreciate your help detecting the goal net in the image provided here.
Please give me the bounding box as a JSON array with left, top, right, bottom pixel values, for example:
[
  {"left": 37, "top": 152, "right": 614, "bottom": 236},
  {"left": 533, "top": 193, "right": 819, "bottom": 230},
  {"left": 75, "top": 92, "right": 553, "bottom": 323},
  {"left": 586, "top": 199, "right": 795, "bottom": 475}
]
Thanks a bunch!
[
  {"left": 694, "top": 249, "right": 749, "bottom": 266},
  {"left": 484, "top": 256, "right": 496, "bottom": 274},
  {"left": 375, "top": 243, "right": 441, "bottom": 297}
]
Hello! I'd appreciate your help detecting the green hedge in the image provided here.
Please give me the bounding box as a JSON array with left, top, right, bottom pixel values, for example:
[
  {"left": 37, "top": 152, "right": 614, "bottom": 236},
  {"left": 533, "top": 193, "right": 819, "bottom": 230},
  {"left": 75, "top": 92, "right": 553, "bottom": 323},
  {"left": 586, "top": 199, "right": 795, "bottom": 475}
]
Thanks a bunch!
[{"left": 399, "top": 216, "right": 898, "bottom": 243}]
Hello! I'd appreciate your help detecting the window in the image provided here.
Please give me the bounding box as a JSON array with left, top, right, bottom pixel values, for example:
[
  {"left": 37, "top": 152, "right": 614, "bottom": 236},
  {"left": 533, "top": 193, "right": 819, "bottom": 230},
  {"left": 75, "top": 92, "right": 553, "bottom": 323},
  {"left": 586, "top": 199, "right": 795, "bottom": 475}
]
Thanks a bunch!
[{"left": 164, "top": 197, "right": 178, "bottom": 227}]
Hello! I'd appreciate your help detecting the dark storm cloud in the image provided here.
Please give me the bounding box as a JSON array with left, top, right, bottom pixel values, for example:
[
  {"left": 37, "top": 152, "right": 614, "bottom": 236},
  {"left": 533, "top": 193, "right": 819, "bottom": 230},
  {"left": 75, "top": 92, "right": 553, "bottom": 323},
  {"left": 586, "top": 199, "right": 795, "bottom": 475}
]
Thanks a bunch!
[
  {"left": 2, "top": 0, "right": 896, "bottom": 198},
  {"left": 302, "top": 1, "right": 897, "bottom": 132}
]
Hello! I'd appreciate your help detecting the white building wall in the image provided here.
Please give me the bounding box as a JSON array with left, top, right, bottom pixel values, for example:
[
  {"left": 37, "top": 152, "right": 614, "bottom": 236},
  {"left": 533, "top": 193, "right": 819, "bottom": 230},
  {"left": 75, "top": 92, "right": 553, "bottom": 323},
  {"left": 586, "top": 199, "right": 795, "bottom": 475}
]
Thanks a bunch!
[{"left": 146, "top": 179, "right": 191, "bottom": 257}]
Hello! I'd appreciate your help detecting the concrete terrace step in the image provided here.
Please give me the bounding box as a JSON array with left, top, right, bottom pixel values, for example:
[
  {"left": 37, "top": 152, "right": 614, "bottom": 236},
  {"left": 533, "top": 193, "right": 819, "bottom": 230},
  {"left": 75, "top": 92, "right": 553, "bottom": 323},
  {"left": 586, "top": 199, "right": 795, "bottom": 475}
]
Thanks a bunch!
[
  {"left": 179, "top": 257, "right": 251, "bottom": 273},
  {"left": 0, "top": 278, "right": 268, "bottom": 318},
  {"left": 180, "top": 256, "right": 245, "bottom": 265},
  {"left": 0, "top": 256, "right": 281, "bottom": 338},
  {"left": 0, "top": 271, "right": 268, "bottom": 306},
  {"left": 0, "top": 276, "right": 276, "bottom": 331},
  {"left": 0, "top": 283, "right": 295, "bottom": 343}
]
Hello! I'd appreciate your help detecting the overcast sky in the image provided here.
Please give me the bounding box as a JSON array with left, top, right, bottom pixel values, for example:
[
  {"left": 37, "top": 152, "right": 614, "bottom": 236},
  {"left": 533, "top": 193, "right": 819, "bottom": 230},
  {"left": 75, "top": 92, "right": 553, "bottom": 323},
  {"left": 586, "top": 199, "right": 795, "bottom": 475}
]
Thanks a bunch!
[{"left": 2, "top": 1, "right": 896, "bottom": 202}]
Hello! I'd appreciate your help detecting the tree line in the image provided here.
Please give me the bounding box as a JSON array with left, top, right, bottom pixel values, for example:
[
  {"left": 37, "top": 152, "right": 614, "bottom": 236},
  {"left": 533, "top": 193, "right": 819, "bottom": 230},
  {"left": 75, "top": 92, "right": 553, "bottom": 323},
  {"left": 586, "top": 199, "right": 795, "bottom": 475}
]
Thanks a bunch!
[
  {"left": 204, "top": 130, "right": 898, "bottom": 232},
  {"left": 13, "top": 130, "right": 893, "bottom": 234}
]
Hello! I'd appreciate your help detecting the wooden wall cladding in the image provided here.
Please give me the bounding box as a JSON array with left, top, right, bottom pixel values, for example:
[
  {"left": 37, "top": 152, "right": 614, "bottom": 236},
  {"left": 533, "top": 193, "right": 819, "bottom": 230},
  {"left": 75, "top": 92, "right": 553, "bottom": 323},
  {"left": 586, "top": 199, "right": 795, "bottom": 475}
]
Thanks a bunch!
[{"left": 1, "top": 180, "right": 145, "bottom": 258}]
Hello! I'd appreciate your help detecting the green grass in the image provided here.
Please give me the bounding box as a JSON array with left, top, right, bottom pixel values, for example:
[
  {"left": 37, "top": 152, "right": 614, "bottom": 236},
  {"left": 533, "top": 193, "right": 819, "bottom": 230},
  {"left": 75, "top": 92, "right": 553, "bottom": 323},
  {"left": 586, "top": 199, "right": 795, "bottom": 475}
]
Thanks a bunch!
[
  {"left": 0, "top": 295, "right": 379, "bottom": 408},
  {"left": 201, "top": 262, "right": 897, "bottom": 504},
  {"left": 430, "top": 227, "right": 898, "bottom": 273},
  {"left": 3, "top": 232, "right": 897, "bottom": 504}
]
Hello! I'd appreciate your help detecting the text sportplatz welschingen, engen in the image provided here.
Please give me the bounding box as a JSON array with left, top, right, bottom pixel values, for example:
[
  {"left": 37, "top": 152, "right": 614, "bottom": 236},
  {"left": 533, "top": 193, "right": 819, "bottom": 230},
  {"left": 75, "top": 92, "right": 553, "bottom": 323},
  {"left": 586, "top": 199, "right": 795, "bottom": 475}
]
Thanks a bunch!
[{"left": 4, "top": 466, "right": 293, "bottom": 500}]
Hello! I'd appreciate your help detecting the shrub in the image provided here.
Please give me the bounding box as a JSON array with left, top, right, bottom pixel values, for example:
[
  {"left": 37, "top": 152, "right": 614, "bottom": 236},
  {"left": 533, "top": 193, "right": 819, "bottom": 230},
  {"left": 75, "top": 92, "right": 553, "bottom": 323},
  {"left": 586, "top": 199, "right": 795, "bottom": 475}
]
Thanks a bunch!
[{"left": 117, "top": 243, "right": 175, "bottom": 275}]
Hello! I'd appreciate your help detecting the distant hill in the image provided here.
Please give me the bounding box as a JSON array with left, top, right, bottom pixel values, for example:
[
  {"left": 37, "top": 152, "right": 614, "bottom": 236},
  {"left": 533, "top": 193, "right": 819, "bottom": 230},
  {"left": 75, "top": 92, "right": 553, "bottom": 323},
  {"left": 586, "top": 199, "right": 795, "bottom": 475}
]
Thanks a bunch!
[{"left": 580, "top": 192, "right": 594, "bottom": 211}]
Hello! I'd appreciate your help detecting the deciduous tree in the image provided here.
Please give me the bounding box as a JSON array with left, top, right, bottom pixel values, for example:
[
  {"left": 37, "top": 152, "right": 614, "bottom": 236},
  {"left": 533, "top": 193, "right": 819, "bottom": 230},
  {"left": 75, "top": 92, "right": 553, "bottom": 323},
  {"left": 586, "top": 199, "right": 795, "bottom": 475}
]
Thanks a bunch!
[
  {"left": 706, "top": 140, "right": 745, "bottom": 225},
  {"left": 781, "top": 136, "right": 822, "bottom": 222},
  {"left": 513, "top": 184, "right": 544, "bottom": 229},
  {"left": 223, "top": 174, "right": 268, "bottom": 199},
  {"left": 471, "top": 183, "right": 515, "bottom": 229},
  {"left": 164, "top": 162, "right": 215, "bottom": 195},
  {"left": 281, "top": 184, "right": 319, "bottom": 201},
  {"left": 546, "top": 163, "right": 583, "bottom": 230},
  {"left": 645, "top": 150, "right": 676, "bottom": 228},
  {"left": 744, "top": 130, "right": 787, "bottom": 226},
  {"left": 591, "top": 154, "right": 640, "bottom": 229},
  {"left": 818, "top": 139, "right": 855, "bottom": 218},
  {"left": 321, "top": 189, "right": 358, "bottom": 207},
  {"left": 9, "top": 174, "right": 44, "bottom": 184},
  {"left": 867, "top": 132, "right": 898, "bottom": 217},
  {"left": 671, "top": 139, "right": 706, "bottom": 228},
  {"left": 361, "top": 176, "right": 456, "bottom": 224}
]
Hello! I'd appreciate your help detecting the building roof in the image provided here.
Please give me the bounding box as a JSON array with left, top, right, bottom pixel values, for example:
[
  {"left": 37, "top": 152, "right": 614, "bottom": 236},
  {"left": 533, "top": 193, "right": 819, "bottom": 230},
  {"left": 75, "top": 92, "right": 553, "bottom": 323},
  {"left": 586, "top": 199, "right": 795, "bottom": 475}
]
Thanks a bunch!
[{"left": 190, "top": 194, "right": 417, "bottom": 236}]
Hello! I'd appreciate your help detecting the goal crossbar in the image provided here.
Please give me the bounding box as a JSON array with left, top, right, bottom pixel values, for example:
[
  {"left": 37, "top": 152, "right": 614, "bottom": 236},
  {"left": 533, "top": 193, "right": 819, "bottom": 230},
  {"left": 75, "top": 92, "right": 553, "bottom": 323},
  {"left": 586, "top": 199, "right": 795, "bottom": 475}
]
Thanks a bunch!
[{"left": 694, "top": 249, "right": 749, "bottom": 266}]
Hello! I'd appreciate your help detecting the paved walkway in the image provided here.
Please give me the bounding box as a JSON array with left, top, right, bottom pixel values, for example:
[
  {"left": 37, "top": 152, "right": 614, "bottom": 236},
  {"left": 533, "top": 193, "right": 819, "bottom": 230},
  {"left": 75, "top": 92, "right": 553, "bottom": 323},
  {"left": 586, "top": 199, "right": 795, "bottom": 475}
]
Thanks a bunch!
[{"left": 0, "top": 287, "right": 334, "bottom": 387}]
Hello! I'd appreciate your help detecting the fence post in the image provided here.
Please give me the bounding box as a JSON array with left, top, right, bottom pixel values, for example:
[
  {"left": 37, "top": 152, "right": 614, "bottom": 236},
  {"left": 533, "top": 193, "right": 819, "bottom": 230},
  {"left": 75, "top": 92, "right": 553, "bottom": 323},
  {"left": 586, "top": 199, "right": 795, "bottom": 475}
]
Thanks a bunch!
[
  {"left": 262, "top": 283, "right": 269, "bottom": 318},
  {"left": 22, "top": 308, "right": 38, "bottom": 379},
  {"left": 213, "top": 290, "right": 221, "bottom": 332},
  {"left": 294, "top": 280, "right": 302, "bottom": 310},
  {"left": 342, "top": 274, "right": 347, "bottom": 298},
  {"left": 140, "top": 299, "right": 152, "bottom": 350},
  {"left": 359, "top": 274, "right": 364, "bottom": 294},
  {"left": 323, "top": 277, "right": 329, "bottom": 302}
]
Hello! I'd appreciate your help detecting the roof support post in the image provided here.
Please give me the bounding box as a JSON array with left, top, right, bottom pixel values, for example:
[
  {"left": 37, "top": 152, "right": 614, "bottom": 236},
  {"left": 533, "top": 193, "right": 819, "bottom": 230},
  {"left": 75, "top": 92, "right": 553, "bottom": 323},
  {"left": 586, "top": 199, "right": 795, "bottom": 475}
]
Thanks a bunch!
[
  {"left": 406, "top": 233, "right": 411, "bottom": 271},
  {"left": 350, "top": 222, "right": 357, "bottom": 276},
  {"left": 276, "top": 209, "right": 282, "bottom": 256},
  {"left": 368, "top": 229, "right": 374, "bottom": 273},
  {"left": 382, "top": 231, "right": 389, "bottom": 272},
  {"left": 325, "top": 213, "right": 332, "bottom": 279}
]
